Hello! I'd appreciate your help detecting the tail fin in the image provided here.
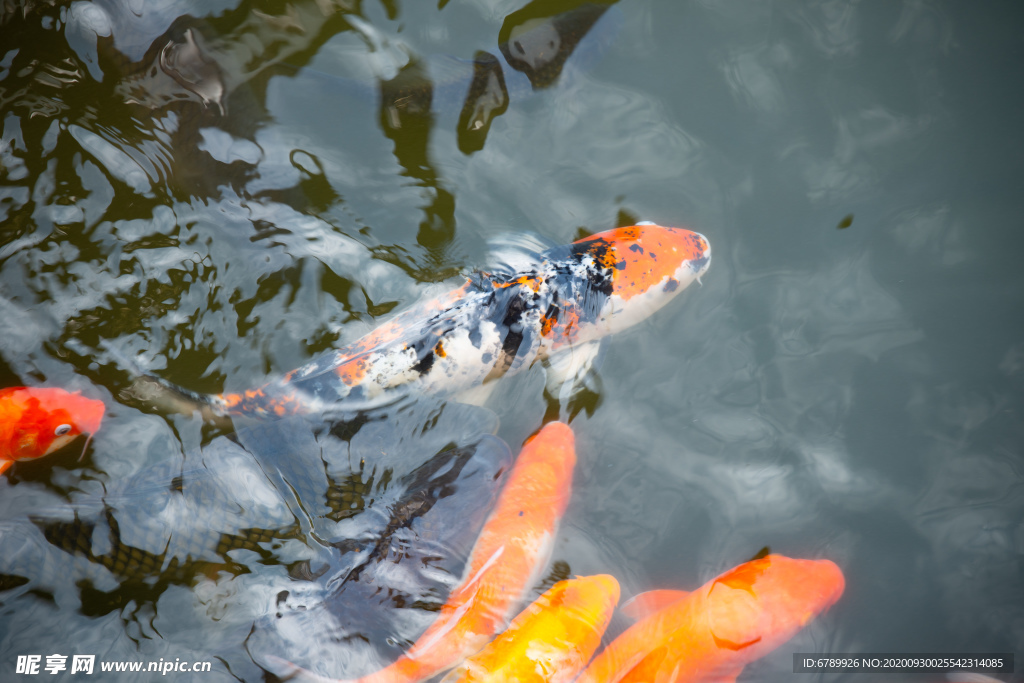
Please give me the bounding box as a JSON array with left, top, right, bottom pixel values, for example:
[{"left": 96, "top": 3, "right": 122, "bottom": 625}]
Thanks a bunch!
[{"left": 101, "top": 341, "right": 228, "bottom": 422}]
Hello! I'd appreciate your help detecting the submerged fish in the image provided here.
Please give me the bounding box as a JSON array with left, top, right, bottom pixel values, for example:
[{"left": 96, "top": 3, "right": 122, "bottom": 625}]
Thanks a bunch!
[
  {"left": 139, "top": 224, "right": 709, "bottom": 420},
  {"left": 265, "top": 420, "right": 577, "bottom": 683},
  {"left": 577, "top": 555, "right": 845, "bottom": 683},
  {"left": 441, "top": 574, "right": 620, "bottom": 683},
  {"left": 249, "top": 454, "right": 514, "bottom": 675},
  {"left": 1, "top": 407, "right": 508, "bottom": 616},
  {"left": 0, "top": 387, "right": 105, "bottom": 476}
]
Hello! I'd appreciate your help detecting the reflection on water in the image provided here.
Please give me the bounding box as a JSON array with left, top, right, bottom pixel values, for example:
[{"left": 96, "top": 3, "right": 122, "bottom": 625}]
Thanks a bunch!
[{"left": 2, "top": 0, "right": 1024, "bottom": 680}]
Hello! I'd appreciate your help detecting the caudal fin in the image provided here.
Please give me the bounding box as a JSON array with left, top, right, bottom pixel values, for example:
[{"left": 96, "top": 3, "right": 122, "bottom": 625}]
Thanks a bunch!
[{"left": 101, "top": 341, "right": 227, "bottom": 421}]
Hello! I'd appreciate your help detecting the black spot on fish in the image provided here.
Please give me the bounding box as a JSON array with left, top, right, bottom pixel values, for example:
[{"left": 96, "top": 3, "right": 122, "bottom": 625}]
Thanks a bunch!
[
  {"left": 413, "top": 349, "right": 436, "bottom": 375},
  {"left": 519, "top": 510, "right": 524, "bottom": 516},
  {"left": 663, "top": 277, "right": 679, "bottom": 293},
  {"left": 613, "top": 259, "right": 626, "bottom": 270},
  {"left": 498, "top": 294, "right": 528, "bottom": 362},
  {"left": 572, "top": 252, "right": 614, "bottom": 297},
  {"left": 469, "top": 325, "right": 483, "bottom": 348},
  {"left": 482, "top": 352, "right": 493, "bottom": 364},
  {"left": 629, "top": 243, "right": 644, "bottom": 254}
]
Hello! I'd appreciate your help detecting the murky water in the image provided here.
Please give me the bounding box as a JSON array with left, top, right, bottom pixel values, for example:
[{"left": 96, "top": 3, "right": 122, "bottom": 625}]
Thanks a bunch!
[{"left": 2, "top": 0, "right": 1022, "bottom": 681}]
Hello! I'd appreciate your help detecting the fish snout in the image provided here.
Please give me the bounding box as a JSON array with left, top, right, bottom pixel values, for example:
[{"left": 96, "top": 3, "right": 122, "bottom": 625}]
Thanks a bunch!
[
  {"left": 66, "top": 393, "right": 106, "bottom": 439},
  {"left": 816, "top": 558, "right": 846, "bottom": 606},
  {"left": 688, "top": 231, "right": 711, "bottom": 278}
]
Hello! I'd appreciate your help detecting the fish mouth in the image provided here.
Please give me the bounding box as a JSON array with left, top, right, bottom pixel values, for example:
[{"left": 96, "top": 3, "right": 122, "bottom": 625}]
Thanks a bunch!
[{"left": 690, "top": 232, "right": 711, "bottom": 276}]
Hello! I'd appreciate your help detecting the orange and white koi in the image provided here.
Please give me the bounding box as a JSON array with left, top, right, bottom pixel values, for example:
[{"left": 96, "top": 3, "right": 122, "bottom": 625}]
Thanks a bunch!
[
  {"left": 146, "top": 224, "right": 709, "bottom": 418},
  {"left": 0, "top": 387, "right": 105, "bottom": 476},
  {"left": 577, "top": 554, "right": 845, "bottom": 683},
  {"left": 265, "top": 421, "right": 577, "bottom": 683},
  {"left": 441, "top": 574, "right": 620, "bottom": 683}
]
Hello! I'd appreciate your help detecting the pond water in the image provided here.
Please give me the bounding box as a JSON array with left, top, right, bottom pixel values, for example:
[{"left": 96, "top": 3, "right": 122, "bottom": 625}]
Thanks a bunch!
[{"left": 1, "top": 0, "right": 1022, "bottom": 681}]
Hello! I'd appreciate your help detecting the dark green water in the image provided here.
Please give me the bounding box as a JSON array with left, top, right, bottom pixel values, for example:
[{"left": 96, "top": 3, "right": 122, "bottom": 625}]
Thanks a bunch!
[{"left": 1, "top": 0, "right": 1022, "bottom": 681}]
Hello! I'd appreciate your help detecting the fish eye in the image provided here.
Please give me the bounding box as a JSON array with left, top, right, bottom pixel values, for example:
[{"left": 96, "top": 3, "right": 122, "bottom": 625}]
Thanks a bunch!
[{"left": 54, "top": 424, "right": 73, "bottom": 436}]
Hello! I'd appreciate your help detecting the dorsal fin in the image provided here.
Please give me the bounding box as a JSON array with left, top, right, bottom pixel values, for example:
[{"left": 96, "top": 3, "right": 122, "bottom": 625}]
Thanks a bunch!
[{"left": 621, "top": 589, "right": 690, "bottom": 620}]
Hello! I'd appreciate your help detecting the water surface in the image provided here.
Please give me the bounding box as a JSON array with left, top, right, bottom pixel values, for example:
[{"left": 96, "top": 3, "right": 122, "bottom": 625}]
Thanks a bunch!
[{"left": 1, "top": 0, "right": 1022, "bottom": 681}]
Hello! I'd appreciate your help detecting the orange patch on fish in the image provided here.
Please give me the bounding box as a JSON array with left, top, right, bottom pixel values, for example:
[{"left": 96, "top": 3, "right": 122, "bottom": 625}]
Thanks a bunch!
[
  {"left": 493, "top": 274, "right": 544, "bottom": 293},
  {"left": 540, "top": 306, "right": 581, "bottom": 344},
  {"left": 573, "top": 226, "right": 710, "bottom": 301},
  {"left": 714, "top": 556, "right": 769, "bottom": 596},
  {"left": 337, "top": 356, "right": 370, "bottom": 386}
]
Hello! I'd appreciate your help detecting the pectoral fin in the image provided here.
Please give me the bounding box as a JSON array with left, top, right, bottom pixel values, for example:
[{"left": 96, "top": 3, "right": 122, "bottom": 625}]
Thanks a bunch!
[
  {"left": 543, "top": 340, "right": 603, "bottom": 403},
  {"left": 456, "top": 382, "right": 499, "bottom": 407}
]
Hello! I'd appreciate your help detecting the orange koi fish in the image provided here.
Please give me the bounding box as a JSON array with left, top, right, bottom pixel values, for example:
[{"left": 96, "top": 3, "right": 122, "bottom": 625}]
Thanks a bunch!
[
  {"left": 577, "top": 555, "right": 845, "bottom": 683},
  {"left": 441, "top": 574, "right": 620, "bottom": 683},
  {"left": 0, "top": 387, "right": 105, "bottom": 476},
  {"left": 138, "top": 224, "right": 710, "bottom": 419},
  {"left": 265, "top": 421, "right": 577, "bottom": 683}
]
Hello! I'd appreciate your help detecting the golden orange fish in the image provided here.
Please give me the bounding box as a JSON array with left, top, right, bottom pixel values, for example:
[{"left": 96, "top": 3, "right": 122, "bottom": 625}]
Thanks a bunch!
[
  {"left": 266, "top": 421, "right": 577, "bottom": 683},
  {"left": 0, "top": 387, "right": 105, "bottom": 476},
  {"left": 441, "top": 574, "right": 620, "bottom": 683},
  {"left": 577, "top": 554, "right": 845, "bottom": 683}
]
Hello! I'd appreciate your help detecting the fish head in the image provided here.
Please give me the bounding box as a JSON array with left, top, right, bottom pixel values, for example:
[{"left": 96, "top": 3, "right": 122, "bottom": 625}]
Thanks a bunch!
[
  {"left": 2, "top": 387, "right": 106, "bottom": 462},
  {"left": 704, "top": 555, "right": 845, "bottom": 659},
  {"left": 559, "top": 573, "right": 621, "bottom": 633},
  {"left": 568, "top": 223, "right": 711, "bottom": 336},
  {"left": 521, "top": 421, "right": 577, "bottom": 501}
]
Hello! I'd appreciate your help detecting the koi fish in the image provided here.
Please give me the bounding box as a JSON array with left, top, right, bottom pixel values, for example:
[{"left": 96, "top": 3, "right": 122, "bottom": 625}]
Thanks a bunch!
[
  {"left": 577, "top": 555, "right": 845, "bottom": 683},
  {"left": 0, "top": 387, "right": 105, "bottom": 476},
  {"left": 441, "top": 574, "right": 620, "bottom": 683},
  {"left": 264, "top": 420, "right": 577, "bottom": 683},
  {"left": 139, "top": 224, "right": 710, "bottom": 419}
]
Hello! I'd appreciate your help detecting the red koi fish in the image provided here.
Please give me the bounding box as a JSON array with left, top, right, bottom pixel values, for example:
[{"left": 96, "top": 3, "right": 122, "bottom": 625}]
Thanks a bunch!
[
  {"left": 266, "top": 421, "right": 577, "bottom": 683},
  {"left": 441, "top": 574, "right": 620, "bottom": 683},
  {"left": 0, "top": 387, "right": 105, "bottom": 476},
  {"left": 577, "top": 555, "right": 845, "bottom": 683},
  {"left": 140, "top": 224, "right": 710, "bottom": 419}
]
